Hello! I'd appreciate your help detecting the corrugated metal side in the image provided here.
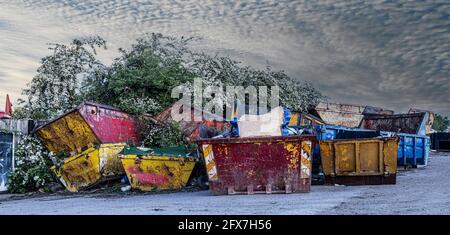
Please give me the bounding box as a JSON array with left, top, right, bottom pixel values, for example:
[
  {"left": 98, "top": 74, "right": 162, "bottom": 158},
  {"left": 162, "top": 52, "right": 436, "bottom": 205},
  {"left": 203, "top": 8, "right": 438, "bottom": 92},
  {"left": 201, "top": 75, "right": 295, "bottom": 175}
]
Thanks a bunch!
[
  {"left": 197, "top": 135, "right": 315, "bottom": 195},
  {"left": 396, "top": 134, "right": 429, "bottom": 166},
  {"left": 0, "top": 119, "right": 33, "bottom": 134},
  {"left": 359, "top": 113, "right": 427, "bottom": 135},
  {"left": 79, "top": 103, "right": 140, "bottom": 144}
]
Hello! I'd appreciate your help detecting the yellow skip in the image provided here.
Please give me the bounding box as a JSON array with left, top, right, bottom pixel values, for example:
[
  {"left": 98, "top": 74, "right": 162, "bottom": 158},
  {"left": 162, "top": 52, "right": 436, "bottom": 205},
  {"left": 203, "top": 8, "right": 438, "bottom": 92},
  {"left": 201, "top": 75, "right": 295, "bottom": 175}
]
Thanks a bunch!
[
  {"left": 52, "top": 143, "right": 126, "bottom": 192},
  {"left": 120, "top": 147, "right": 196, "bottom": 192}
]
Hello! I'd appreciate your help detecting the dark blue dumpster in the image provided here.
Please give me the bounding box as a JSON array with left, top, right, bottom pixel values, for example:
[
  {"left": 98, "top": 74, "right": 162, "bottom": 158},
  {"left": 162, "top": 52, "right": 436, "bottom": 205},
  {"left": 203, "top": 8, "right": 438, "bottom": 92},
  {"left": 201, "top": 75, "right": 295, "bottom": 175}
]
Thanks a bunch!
[{"left": 431, "top": 133, "right": 450, "bottom": 152}]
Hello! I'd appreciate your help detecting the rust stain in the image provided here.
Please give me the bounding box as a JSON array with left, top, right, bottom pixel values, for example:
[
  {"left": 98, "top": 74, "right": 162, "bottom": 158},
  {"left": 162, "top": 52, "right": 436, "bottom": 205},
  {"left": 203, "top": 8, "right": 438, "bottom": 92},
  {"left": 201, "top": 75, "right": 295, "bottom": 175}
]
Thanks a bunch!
[
  {"left": 319, "top": 137, "right": 398, "bottom": 185},
  {"left": 52, "top": 143, "right": 126, "bottom": 192},
  {"left": 121, "top": 154, "right": 196, "bottom": 191},
  {"left": 197, "top": 135, "right": 316, "bottom": 195},
  {"left": 35, "top": 102, "right": 139, "bottom": 155}
]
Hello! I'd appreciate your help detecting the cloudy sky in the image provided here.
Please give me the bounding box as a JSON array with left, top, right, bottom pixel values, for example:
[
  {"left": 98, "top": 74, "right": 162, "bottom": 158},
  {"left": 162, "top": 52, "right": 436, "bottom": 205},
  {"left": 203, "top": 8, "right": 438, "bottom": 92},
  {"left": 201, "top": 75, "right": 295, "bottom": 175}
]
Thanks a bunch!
[{"left": 0, "top": 0, "right": 449, "bottom": 116}]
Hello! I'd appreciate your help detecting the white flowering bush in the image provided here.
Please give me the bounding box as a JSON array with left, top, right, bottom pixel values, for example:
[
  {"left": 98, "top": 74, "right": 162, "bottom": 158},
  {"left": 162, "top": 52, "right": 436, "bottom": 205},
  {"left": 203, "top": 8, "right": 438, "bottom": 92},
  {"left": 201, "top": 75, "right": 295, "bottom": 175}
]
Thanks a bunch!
[
  {"left": 117, "top": 96, "right": 161, "bottom": 115},
  {"left": 7, "top": 135, "right": 56, "bottom": 193}
]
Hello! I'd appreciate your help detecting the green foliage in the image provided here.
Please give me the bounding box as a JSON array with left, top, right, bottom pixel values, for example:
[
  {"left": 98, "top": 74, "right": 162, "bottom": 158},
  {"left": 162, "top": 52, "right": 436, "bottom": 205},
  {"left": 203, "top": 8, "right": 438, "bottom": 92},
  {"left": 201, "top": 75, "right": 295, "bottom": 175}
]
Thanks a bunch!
[
  {"left": 81, "top": 33, "right": 196, "bottom": 115},
  {"left": 9, "top": 106, "right": 28, "bottom": 120},
  {"left": 16, "top": 32, "right": 323, "bottom": 150},
  {"left": 81, "top": 33, "right": 323, "bottom": 115},
  {"left": 7, "top": 135, "right": 56, "bottom": 193},
  {"left": 17, "top": 32, "right": 323, "bottom": 119},
  {"left": 7, "top": 33, "right": 324, "bottom": 194},
  {"left": 136, "top": 117, "right": 187, "bottom": 148},
  {"left": 188, "top": 53, "right": 323, "bottom": 112},
  {"left": 432, "top": 114, "right": 450, "bottom": 132}
]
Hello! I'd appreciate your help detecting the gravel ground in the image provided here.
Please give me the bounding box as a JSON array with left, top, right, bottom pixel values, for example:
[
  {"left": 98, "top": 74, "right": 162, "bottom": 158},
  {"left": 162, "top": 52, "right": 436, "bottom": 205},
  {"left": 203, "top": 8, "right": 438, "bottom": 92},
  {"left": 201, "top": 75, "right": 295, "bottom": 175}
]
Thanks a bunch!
[
  {"left": 0, "top": 152, "right": 448, "bottom": 215},
  {"left": 327, "top": 151, "right": 450, "bottom": 214}
]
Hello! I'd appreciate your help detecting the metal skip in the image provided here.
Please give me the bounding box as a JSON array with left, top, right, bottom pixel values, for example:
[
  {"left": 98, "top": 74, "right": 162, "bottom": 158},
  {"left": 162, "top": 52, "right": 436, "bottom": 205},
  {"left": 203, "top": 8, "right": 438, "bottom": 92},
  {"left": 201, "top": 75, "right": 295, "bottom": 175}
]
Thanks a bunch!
[
  {"left": 319, "top": 137, "right": 398, "bottom": 185},
  {"left": 35, "top": 101, "right": 140, "bottom": 155},
  {"left": 197, "top": 135, "right": 315, "bottom": 195},
  {"left": 120, "top": 147, "right": 196, "bottom": 191},
  {"left": 35, "top": 101, "right": 141, "bottom": 192},
  {"left": 52, "top": 143, "right": 126, "bottom": 192}
]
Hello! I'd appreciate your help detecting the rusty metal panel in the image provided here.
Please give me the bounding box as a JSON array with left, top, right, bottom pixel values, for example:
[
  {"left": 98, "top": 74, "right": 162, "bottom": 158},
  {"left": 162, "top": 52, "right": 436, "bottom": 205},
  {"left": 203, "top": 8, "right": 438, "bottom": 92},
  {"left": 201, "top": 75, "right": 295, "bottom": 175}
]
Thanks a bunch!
[
  {"left": 197, "top": 135, "right": 315, "bottom": 195},
  {"left": 35, "top": 102, "right": 140, "bottom": 155},
  {"left": 52, "top": 143, "right": 126, "bottom": 192},
  {"left": 79, "top": 102, "right": 140, "bottom": 144},
  {"left": 396, "top": 133, "right": 429, "bottom": 167},
  {"left": 360, "top": 113, "right": 427, "bottom": 135},
  {"left": 288, "top": 113, "right": 325, "bottom": 127},
  {"left": 155, "top": 102, "right": 229, "bottom": 141},
  {"left": 319, "top": 137, "right": 398, "bottom": 185},
  {"left": 431, "top": 133, "right": 450, "bottom": 152},
  {"left": 0, "top": 132, "right": 13, "bottom": 192},
  {"left": 120, "top": 147, "right": 196, "bottom": 191},
  {"left": 36, "top": 111, "right": 99, "bottom": 154}
]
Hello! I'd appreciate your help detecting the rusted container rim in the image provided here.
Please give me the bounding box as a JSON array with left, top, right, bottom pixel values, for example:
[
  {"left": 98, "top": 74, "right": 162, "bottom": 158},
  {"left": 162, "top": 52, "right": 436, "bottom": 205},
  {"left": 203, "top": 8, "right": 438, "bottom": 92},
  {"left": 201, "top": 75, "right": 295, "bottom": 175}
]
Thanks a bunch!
[
  {"left": 385, "top": 132, "right": 430, "bottom": 138},
  {"left": 32, "top": 101, "right": 154, "bottom": 134},
  {"left": 33, "top": 109, "right": 78, "bottom": 134},
  {"left": 120, "top": 155, "right": 196, "bottom": 161},
  {"left": 359, "top": 113, "right": 427, "bottom": 133},
  {"left": 319, "top": 136, "right": 399, "bottom": 143},
  {"left": 362, "top": 113, "right": 426, "bottom": 120},
  {"left": 196, "top": 135, "right": 317, "bottom": 144}
]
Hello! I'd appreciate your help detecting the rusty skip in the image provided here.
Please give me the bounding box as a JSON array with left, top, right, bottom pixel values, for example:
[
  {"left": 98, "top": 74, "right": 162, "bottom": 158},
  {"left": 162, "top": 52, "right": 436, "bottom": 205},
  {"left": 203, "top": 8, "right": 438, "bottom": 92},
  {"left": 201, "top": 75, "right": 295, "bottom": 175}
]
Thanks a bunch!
[
  {"left": 319, "top": 137, "right": 399, "bottom": 185},
  {"left": 120, "top": 147, "right": 196, "bottom": 191},
  {"left": 35, "top": 101, "right": 140, "bottom": 155},
  {"left": 197, "top": 135, "right": 316, "bottom": 195},
  {"left": 52, "top": 143, "right": 126, "bottom": 192}
]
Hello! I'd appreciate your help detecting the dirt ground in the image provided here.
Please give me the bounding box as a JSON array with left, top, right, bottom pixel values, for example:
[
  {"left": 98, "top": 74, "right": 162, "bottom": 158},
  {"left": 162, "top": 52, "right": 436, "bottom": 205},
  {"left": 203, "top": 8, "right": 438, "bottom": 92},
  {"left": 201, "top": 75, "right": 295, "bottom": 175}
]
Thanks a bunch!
[{"left": 0, "top": 152, "right": 449, "bottom": 215}]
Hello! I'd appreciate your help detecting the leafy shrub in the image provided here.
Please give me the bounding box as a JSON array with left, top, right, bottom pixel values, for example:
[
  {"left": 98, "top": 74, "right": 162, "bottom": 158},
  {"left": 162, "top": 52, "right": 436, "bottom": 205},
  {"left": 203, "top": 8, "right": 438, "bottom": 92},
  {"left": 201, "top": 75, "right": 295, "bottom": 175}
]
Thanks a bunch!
[
  {"left": 7, "top": 135, "right": 56, "bottom": 193},
  {"left": 136, "top": 117, "right": 186, "bottom": 148}
]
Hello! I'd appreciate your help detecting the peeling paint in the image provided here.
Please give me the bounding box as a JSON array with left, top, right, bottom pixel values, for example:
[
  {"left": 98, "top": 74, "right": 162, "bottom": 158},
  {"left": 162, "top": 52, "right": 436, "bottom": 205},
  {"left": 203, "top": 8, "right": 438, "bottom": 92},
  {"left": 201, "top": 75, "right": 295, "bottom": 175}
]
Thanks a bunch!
[
  {"left": 197, "top": 135, "right": 316, "bottom": 195},
  {"left": 36, "top": 102, "right": 140, "bottom": 155},
  {"left": 319, "top": 137, "right": 398, "bottom": 185},
  {"left": 121, "top": 154, "right": 195, "bottom": 191},
  {"left": 52, "top": 143, "right": 126, "bottom": 192}
]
